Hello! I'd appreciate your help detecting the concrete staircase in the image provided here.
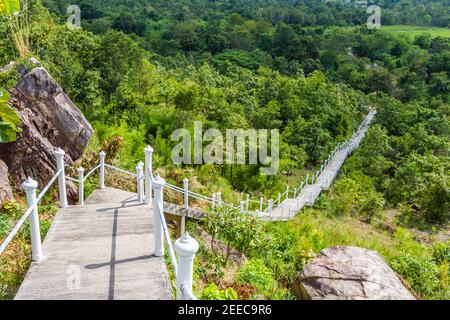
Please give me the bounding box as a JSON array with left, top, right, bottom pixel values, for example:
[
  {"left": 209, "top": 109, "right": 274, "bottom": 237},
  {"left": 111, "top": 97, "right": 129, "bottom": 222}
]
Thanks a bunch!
[
  {"left": 268, "top": 110, "right": 376, "bottom": 221},
  {"left": 15, "top": 188, "right": 173, "bottom": 300}
]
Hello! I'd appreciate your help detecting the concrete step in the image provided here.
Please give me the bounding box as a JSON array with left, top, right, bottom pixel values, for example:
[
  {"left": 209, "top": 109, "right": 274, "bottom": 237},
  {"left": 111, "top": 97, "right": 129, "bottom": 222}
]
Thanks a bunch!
[{"left": 15, "top": 188, "right": 173, "bottom": 300}]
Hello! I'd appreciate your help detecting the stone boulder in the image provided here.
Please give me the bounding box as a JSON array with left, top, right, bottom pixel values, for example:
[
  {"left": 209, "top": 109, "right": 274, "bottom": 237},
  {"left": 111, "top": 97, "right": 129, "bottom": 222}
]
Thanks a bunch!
[
  {"left": 0, "top": 60, "right": 93, "bottom": 200},
  {"left": 0, "top": 159, "right": 13, "bottom": 206},
  {"left": 294, "top": 246, "right": 415, "bottom": 300}
]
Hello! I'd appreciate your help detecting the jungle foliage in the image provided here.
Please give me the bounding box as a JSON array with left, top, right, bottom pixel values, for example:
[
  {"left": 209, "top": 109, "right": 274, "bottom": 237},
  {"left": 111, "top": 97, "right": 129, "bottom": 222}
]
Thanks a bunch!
[{"left": 0, "top": 0, "right": 448, "bottom": 300}]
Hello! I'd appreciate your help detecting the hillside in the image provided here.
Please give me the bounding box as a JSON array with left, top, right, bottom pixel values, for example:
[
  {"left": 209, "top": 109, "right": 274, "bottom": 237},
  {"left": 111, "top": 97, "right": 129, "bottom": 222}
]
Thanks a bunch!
[{"left": 0, "top": 0, "right": 448, "bottom": 301}]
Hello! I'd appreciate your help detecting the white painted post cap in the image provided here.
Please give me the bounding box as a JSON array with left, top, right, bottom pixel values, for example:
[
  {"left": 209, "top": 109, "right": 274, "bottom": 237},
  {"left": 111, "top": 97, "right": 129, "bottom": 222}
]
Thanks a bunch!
[
  {"left": 152, "top": 175, "right": 166, "bottom": 188},
  {"left": 99, "top": 151, "right": 106, "bottom": 157},
  {"left": 22, "top": 177, "right": 38, "bottom": 191},
  {"left": 77, "top": 167, "right": 85, "bottom": 173},
  {"left": 144, "top": 145, "right": 154, "bottom": 154},
  {"left": 174, "top": 233, "right": 199, "bottom": 257},
  {"left": 55, "top": 148, "right": 65, "bottom": 157}
]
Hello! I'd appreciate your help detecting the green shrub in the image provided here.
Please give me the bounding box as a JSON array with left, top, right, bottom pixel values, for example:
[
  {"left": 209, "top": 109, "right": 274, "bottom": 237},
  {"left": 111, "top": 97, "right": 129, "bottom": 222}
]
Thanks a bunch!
[
  {"left": 432, "top": 242, "right": 449, "bottom": 265},
  {"left": 236, "top": 259, "right": 293, "bottom": 300},
  {"left": 199, "top": 283, "right": 238, "bottom": 300},
  {"left": 391, "top": 251, "right": 440, "bottom": 299},
  {"left": 202, "top": 207, "right": 263, "bottom": 266}
]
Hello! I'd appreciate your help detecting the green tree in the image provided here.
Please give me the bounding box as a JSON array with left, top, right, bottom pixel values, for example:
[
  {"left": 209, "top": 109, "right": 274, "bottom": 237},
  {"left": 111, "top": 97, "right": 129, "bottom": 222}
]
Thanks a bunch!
[
  {"left": 96, "top": 30, "right": 144, "bottom": 101},
  {"left": 202, "top": 206, "right": 263, "bottom": 267},
  {"left": 419, "top": 173, "right": 449, "bottom": 224},
  {"left": 356, "top": 125, "right": 394, "bottom": 181}
]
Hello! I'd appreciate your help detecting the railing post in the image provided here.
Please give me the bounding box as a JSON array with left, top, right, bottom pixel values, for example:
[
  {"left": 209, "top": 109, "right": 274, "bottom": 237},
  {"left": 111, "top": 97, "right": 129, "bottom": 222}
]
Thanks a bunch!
[
  {"left": 259, "top": 197, "right": 263, "bottom": 212},
  {"left": 306, "top": 174, "right": 309, "bottom": 185},
  {"left": 136, "top": 162, "right": 144, "bottom": 203},
  {"left": 145, "top": 146, "right": 154, "bottom": 205},
  {"left": 211, "top": 193, "right": 216, "bottom": 208},
  {"left": 99, "top": 151, "right": 106, "bottom": 189},
  {"left": 55, "top": 148, "right": 68, "bottom": 208},
  {"left": 174, "top": 233, "right": 199, "bottom": 300},
  {"left": 78, "top": 167, "right": 85, "bottom": 206},
  {"left": 286, "top": 186, "right": 290, "bottom": 199},
  {"left": 22, "top": 177, "right": 43, "bottom": 262},
  {"left": 246, "top": 194, "right": 250, "bottom": 211},
  {"left": 217, "top": 192, "right": 222, "bottom": 207},
  {"left": 152, "top": 175, "right": 165, "bottom": 257},
  {"left": 240, "top": 201, "right": 244, "bottom": 211},
  {"left": 268, "top": 199, "right": 273, "bottom": 215},
  {"left": 183, "top": 178, "right": 189, "bottom": 210}
]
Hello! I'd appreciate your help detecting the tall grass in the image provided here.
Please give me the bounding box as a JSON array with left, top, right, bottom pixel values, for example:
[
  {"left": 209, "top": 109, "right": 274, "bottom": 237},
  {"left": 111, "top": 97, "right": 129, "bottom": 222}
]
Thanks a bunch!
[{"left": 5, "top": 0, "right": 31, "bottom": 58}]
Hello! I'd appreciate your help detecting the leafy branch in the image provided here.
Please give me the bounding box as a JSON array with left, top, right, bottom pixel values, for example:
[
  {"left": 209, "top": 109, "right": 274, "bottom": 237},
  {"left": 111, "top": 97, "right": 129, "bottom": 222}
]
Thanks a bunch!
[{"left": 0, "top": 89, "right": 21, "bottom": 143}]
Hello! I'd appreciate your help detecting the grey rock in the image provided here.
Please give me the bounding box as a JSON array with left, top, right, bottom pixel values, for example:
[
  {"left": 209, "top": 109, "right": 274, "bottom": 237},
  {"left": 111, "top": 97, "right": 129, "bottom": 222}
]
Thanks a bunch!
[
  {"left": 0, "top": 62, "right": 93, "bottom": 201},
  {"left": 28, "top": 57, "right": 41, "bottom": 66},
  {"left": 0, "top": 61, "right": 17, "bottom": 73},
  {"left": 0, "top": 160, "right": 13, "bottom": 206},
  {"left": 294, "top": 246, "right": 415, "bottom": 300}
]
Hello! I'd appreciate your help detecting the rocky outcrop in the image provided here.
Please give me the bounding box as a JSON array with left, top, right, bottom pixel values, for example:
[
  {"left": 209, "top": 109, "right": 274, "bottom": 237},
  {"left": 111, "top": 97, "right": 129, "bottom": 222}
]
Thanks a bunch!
[
  {"left": 0, "top": 59, "right": 93, "bottom": 200},
  {"left": 0, "top": 160, "right": 13, "bottom": 206},
  {"left": 294, "top": 246, "right": 415, "bottom": 300}
]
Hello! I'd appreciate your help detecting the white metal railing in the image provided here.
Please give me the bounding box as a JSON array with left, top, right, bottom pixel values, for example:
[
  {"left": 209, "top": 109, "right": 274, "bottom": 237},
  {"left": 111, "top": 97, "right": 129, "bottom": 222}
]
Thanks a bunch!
[
  {"left": 64, "top": 146, "right": 199, "bottom": 300},
  {"left": 0, "top": 147, "right": 68, "bottom": 261},
  {"left": 146, "top": 166, "right": 198, "bottom": 300}
]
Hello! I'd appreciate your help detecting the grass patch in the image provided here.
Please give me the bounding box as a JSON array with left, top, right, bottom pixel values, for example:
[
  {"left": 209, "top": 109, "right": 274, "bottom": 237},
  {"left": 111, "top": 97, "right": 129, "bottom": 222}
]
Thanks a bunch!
[
  {"left": 380, "top": 25, "right": 450, "bottom": 39},
  {"left": 189, "top": 205, "right": 449, "bottom": 300}
]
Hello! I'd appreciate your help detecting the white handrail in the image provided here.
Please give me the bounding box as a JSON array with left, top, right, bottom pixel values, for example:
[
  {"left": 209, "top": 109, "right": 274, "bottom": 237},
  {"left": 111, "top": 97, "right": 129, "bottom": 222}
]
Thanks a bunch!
[
  {"left": 155, "top": 196, "right": 178, "bottom": 278},
  {"left": 0, "top": 169, "right": 62, "bottom": 256},
  {"left": 167, "top": 180, "right": 243, "bottom": 209},
  {"left": 148, "top": 169, "right": 198, "bottom": 300},
  {"left": 148, "top": 170, "right": 179, "bottom": 275},
  {"left": 65, "top": 176, "right": 80, "bottom": 183},
  {"left": 104, "top": 164, "right": 136, "bottom": 177},
  {"left": 187, "top": 190, "right": 212, "bottom": 201},
  {"left": 165, "top": 183, "right": 183, "bottom": 193},
  {"left": 188, "top": 193, "right": 213, "bottom": 204},
  {"left": 83, "top": 164, "right": 101, "bottom": 182}
]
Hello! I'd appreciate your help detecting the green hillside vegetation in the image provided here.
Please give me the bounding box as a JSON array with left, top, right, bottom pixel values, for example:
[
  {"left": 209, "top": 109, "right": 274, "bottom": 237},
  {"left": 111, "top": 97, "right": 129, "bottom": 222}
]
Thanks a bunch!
[
  {"left": 382, "top": 25, "right": 450, "bottom": 39},
  {"left": 0, "top": 0, "right": 448, "bottom": 300}
]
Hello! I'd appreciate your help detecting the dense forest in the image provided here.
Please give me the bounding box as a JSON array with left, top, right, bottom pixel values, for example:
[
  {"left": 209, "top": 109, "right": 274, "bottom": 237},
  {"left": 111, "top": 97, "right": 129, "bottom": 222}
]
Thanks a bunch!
[{"left": 0, "top": 0, "right": 448, "bottom": 300}]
